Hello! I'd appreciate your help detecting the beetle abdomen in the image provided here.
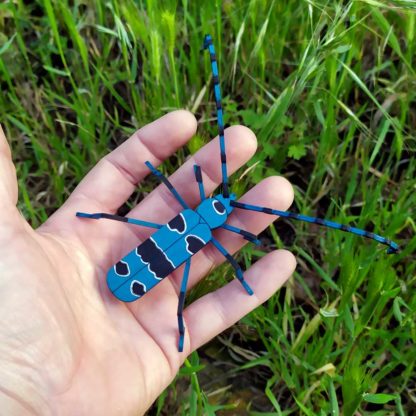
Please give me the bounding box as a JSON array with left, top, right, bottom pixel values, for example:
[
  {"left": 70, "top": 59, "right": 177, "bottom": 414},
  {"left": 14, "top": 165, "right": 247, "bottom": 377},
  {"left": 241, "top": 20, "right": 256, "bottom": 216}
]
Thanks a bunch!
[{"left": 107, "top": 210, "right": 212, "bottom": 302}]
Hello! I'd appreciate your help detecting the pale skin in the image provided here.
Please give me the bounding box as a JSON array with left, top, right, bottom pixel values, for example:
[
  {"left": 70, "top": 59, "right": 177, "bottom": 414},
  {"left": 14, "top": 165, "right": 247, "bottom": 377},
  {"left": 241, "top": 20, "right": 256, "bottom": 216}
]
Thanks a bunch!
[{"left": 0, "top": 110, "right": 296, "bottom": 415}]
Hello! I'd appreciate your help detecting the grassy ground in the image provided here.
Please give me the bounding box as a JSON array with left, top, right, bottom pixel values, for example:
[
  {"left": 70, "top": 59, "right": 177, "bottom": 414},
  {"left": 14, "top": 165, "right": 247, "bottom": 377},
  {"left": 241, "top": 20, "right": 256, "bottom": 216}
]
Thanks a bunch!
[{"left": 1, "top": 0, "right": 415, "bottom": 414}]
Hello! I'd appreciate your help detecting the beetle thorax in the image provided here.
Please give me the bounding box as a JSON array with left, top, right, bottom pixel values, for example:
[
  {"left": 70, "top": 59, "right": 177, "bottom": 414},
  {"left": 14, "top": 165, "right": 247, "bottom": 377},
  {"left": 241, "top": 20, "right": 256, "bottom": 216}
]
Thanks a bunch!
[{"left": 196, "top": 194, "right": 235, "bottom": 229}]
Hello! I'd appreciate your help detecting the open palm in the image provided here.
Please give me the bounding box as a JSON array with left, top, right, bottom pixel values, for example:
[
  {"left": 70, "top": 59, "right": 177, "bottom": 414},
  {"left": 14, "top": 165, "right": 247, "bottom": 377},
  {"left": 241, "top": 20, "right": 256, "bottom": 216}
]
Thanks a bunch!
[{"left": 0, "top": 111, "right": 295, "bottom": 415}]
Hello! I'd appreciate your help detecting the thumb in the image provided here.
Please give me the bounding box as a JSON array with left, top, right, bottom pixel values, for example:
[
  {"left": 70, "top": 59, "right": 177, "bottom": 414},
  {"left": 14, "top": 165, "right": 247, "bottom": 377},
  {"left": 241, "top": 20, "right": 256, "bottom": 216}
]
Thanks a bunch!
[{"left": 0, "top": 124, "right": 18, "bottom": 209}]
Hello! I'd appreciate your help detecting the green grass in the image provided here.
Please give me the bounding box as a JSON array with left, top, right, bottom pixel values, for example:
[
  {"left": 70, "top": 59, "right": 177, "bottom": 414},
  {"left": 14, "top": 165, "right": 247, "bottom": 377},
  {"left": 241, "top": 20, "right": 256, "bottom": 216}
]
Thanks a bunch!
[{"left": 1, "top": 0, "right": 415, "bottom": 414}]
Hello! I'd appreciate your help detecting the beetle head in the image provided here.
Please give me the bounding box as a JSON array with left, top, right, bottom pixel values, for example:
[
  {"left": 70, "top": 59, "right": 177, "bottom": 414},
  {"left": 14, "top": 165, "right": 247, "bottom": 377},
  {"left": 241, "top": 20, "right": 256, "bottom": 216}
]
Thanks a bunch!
[{"left": 196, "top": 194, "right": 235, "bottom": 229}]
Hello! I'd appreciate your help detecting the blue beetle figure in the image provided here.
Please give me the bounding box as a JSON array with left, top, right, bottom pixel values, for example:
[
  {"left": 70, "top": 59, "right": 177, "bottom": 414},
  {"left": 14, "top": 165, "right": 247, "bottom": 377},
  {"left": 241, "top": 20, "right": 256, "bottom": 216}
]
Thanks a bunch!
[{"left": 76, "top": 35, "right": 399, "bottom": 352}]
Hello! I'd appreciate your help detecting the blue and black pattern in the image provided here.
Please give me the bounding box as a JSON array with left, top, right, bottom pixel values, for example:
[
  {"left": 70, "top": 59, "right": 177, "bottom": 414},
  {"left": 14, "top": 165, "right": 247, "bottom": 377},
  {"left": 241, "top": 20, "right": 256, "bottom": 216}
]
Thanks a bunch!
[
  {"left": 136, "top": 238, "right": 175, "bottom": 279},
  {"left": 145, "top": 161, "right": 189, "bottom": 209},
  {"left": 211, "top": 237, "right": 254, "bottom": 295},
  {"left": 131, "top": 280, "right": 146, "bottom": 297},
  {"left": 221, "top": 223, "right": 261, "bottom": 245},
  {"left": 76, "top": 34, "right": 400, "bottom": 353},
  {"left": 230, "top": 201, "right": 399, "bottom": 254},
  {"left": 194, "top": 165, "right": 205, "bottom": 201},
  {"left": 177, "top": 258, "right": 191, "bottom": 352},
  {"left": 115, "top": 260, "right": 130, "bottom": 277},
  {"left": 212, "top": 199, "right": 226, "bottom": 214},
  {"left": 185, "top": 235, "right": 206, "bottom": 255},
  {"left": 104, "top": 208, "right": 212, "bottom": 306},
  {"left": 167, "top": 213, "right": 186, "bottom": 234},
  {"left": 76, "top": 212, "right": 162, "bottom": 229},
  {"left": 203, "top": 34, "right": 229, "bottom": 198}
]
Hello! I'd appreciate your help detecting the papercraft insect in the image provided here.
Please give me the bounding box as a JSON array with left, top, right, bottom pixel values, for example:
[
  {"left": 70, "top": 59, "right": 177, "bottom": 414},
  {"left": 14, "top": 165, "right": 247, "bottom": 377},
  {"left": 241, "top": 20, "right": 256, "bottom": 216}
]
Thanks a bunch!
[{"left": 76, "top": 35, "right": 399, "bottom": 352}]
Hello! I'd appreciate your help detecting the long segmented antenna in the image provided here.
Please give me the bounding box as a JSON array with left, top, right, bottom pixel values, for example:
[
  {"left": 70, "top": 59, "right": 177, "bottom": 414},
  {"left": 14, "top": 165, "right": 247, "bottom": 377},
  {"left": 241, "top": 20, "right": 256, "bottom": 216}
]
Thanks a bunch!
[
  {"left": 203, "top": 34, "right": 229, "bottom": 198},
  {"left": 230, "top": 201, "right": 399, "bottom": 254}
]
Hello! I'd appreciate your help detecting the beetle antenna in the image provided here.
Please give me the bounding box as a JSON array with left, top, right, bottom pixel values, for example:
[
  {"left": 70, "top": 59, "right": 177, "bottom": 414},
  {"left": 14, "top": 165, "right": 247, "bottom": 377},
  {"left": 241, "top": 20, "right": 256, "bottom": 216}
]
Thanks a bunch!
[
  {"left": 203, "top": 34, "right": 229, "bottom": 198},
  {"left": 230, "top": 201, "right": 399, "bottom": 254}
]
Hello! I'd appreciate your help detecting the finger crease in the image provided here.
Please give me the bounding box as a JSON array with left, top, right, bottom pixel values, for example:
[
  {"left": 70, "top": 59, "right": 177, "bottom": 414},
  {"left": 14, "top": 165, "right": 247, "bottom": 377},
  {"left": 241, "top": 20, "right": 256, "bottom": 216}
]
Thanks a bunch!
[
  {"left": 168, "top": 268, "right": 182, "bottom": 295},
  {"left": 212, "top": 289, "right": 229, "bottom": 328},
  {"left": 134, "top": 131, "right": 163, "bottom": 164},
  {"left": 104, "top": 157, "right": 138, "bottom": 187}
]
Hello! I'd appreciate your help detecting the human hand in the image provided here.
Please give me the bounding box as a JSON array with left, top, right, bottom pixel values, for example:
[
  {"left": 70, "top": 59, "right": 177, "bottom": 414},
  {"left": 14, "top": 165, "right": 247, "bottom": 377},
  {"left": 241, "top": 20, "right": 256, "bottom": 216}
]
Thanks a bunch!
[{"left": 0, "top": 110, "right": 295, "bottom": 415}]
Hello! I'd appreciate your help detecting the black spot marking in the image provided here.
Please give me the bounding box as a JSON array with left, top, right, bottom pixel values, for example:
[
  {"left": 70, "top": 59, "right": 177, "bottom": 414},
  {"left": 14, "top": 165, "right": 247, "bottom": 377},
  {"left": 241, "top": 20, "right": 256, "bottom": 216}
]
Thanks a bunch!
[
  {"left": 263, "top": 208, "right": 274, "bottom": 214},
  {"left": 213, "top": 200, "right": 226, "bottom": 214},
  {"left": 136, "top": 239, "right": 153, "bottom": 258},
  {"left": 185, "top": 235, "right": 206, "bottom": 255},
  {"left": 131, "top": 280, "right": 146, "bottom": 297},
  {"left": 167, "top": 213, "right": 186, "bottom": 234},
  {"left": 115, "top": 260, "right": 130, "bottom": 276},
  {"left": 315, "top": 218, "right": 325, "bottom": 225},
  {"left": 136, "top": 238, "right": 175, "bottom": 279},
  {"left": 340, "top": 225, "right": 349, "bottom": 231}
]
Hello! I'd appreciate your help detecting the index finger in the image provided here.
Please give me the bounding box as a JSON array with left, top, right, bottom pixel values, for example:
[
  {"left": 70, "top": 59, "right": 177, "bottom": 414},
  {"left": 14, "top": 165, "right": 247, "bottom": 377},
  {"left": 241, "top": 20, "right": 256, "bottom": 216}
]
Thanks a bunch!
[{"left": 60, "top": 110, "right": 197, "bottom": 214}]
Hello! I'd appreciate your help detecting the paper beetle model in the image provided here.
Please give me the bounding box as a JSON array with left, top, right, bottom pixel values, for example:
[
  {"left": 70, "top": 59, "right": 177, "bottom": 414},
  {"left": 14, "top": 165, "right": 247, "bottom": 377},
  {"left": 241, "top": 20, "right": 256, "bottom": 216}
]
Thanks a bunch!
[{"left": 76, "top": 35, "right": 399, "bottom": 352}]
